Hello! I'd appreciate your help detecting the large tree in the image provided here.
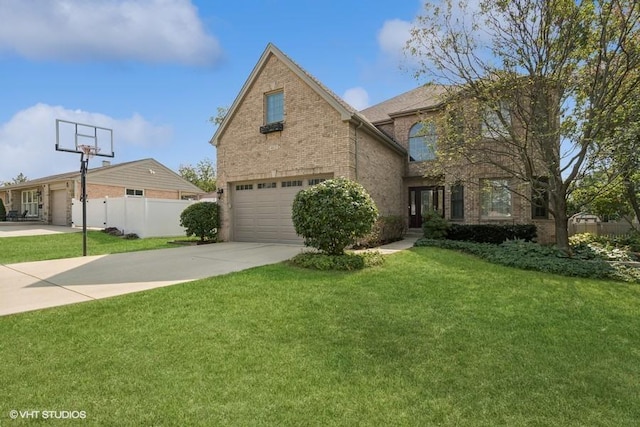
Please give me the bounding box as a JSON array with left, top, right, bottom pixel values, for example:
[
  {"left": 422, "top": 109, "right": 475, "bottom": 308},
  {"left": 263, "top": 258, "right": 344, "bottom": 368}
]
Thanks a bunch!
[
  {"left": 407, "top": 0, "right": 640, "bottom": 252},
  {"left": 178, "top": 158, "right": 216, "bottom": 192}
]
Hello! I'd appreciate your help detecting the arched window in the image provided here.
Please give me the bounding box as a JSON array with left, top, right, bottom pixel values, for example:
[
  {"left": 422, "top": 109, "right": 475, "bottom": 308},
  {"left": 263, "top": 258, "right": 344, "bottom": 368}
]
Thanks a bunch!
[{"left": 409, "top": 122, "right": 436, "bottom": 162}]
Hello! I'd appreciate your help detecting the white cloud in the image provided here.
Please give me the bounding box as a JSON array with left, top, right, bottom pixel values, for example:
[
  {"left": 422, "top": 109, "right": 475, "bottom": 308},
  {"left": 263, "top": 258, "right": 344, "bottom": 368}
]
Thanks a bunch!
[
  {"left": 0, "top": 104, "right": 172, "bottom": 182},
  {"left": 377, "top": 19, "right": 413, "bottom": 59},
  {"left": 342, "top": 87, "right": 370, "bottom": 111},
  {"left": 0, "top": 0, "right": 221, "bottom": 66}
]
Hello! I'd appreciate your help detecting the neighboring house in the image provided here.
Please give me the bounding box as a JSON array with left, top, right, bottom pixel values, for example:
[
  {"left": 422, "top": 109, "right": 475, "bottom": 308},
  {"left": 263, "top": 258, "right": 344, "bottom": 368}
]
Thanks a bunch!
[
  {"left": 211, "top": 43, "right": 555, "bottom": 244},
  {"left": 0, "top": 158, "right": 204, "bottom": 226}
]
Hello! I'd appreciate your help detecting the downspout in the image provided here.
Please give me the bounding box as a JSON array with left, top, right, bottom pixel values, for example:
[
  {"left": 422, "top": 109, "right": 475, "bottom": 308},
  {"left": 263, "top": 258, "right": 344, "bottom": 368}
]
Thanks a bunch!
[{"left": 354, "top": 118, "right": 363, "bottom": 180}]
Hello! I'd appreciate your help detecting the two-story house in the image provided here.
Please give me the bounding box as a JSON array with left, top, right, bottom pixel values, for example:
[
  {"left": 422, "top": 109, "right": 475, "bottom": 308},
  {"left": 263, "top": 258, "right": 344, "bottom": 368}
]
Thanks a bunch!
[{"left": 211, "top": 43, "right": 554, "bottom": 244}]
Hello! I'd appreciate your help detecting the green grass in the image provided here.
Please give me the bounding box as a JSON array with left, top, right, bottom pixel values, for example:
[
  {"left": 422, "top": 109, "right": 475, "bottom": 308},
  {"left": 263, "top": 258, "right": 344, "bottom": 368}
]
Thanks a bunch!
[
  {"left": 1, "top": 247, "right": 639, "bottom": 426},
  {"left": 0, "top": 231, "right": 179, "bottom": 264}
]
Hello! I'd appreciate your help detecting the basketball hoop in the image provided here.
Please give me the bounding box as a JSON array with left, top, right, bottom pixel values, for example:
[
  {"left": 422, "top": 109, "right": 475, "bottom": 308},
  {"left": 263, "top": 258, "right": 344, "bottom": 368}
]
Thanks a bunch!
[{"left": 77, "top": 144, "right": 101, "bottom": 159}]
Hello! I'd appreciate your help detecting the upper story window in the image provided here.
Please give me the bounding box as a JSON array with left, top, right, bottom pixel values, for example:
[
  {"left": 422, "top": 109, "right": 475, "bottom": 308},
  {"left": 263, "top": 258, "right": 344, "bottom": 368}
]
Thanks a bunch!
[
  {"left": 482, "top": 101, "right": 511, "bottom": 139},
  {"left": 265, "top": 91, "right": 284, "bottom": 124},
  {"left": 409, "top": 122, "right": 437, "bottom": 162}
]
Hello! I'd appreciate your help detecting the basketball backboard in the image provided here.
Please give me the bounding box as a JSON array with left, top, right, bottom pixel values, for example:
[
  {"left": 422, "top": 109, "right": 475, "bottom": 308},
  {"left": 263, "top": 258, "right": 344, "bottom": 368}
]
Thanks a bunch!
[{"left": 55, "top": 119, "right": 115, "bottom": 158}]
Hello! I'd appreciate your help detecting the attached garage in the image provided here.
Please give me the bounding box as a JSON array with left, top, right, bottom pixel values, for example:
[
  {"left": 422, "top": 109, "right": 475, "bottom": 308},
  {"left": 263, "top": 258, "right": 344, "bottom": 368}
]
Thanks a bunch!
[
  {"left": 51, "top": 189, "right": 68, "bottom": 225},
  {"left": 231, "top": 176, "right": 330, "bottom": 244}
]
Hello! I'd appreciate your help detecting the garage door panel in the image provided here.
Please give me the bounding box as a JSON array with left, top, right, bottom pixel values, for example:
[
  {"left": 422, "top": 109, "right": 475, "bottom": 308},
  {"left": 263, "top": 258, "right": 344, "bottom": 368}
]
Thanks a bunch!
[{"left": 232, "top": 177, "right": 328, "bottom": 243}]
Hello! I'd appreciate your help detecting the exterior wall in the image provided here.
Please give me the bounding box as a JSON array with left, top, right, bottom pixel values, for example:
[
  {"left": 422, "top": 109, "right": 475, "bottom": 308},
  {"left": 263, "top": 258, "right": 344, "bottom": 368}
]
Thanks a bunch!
[
  {"left": 216, "top": 54, "right": 355, "bottom": 241},
  {"left": 354, "top": 124, "right": 405, "bottom": 217}
]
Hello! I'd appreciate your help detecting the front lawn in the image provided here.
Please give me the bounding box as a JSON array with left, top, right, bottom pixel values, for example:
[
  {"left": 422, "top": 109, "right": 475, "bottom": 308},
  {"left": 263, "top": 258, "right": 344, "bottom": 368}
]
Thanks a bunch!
[
  {"left": 0, "top": 231, "right": 179, "bottom": 264},
  {"left": 1, "top": 247, "right": 639, "bottom": 425}
]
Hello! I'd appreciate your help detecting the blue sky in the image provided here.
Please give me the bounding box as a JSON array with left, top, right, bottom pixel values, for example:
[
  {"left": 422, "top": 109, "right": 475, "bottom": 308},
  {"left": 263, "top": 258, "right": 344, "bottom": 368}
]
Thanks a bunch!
[{"left": 0, "top": 0, "right": 426, "bottom": 183}]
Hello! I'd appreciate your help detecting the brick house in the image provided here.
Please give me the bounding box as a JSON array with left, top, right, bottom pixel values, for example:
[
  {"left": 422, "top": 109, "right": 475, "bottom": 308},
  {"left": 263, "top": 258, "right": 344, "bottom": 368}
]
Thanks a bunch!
[
  {"left": 211, "top": 43, "right": 554, "bottom": 244},
  {"left": 0, "top": 158, "right": 204, "bottom": 225}
]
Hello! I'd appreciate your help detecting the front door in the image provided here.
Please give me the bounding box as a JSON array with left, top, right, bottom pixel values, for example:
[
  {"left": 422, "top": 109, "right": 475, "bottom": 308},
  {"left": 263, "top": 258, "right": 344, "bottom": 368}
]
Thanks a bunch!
[{"left": 408, "top": 186, "right": 444, "bottom": 228}]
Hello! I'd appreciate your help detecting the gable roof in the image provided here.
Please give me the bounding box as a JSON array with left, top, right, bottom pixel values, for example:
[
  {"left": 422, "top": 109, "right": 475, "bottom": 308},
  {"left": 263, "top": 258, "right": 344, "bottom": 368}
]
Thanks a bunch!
[
  {"left": 359, "top": 84, "right": 450, "bottom": 124},
  {"left": 0, "top": 158, "right": 204, "bottom": 193},
  {"left": 210, "top": 43, "right": 406, "bottom": 155}
]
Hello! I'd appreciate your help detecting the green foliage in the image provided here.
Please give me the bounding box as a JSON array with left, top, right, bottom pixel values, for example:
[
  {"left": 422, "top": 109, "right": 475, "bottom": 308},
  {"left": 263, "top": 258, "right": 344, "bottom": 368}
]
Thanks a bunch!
[
  {"left": 180, "top": 202, "right": 219, "bottom": 242},
  {"left": 570, "top": 232, "right": 640, "bottom": 260},
  {"left": 447, "top": 223, "right": 537, "bottom": 244},
  {"left": 415, "top": 238, "right": 640, "bottom": 283},
  {"left": 292, "top": 178, "right": 378, "bottom": 255},
  {"left": 178, "top": 158, "right": 216, "bottom": 192},
  {"left": 290, "top": 251, "right": 385, "bottom": 271},
  {"left": 421, "top": 210, "right": 449, "bottom": 239},
  {"left": 356, "top": 215, "right": 407, "bottom": 248},
  {"left": 0, "top": 198, "right": 6, "bottom": 221}
]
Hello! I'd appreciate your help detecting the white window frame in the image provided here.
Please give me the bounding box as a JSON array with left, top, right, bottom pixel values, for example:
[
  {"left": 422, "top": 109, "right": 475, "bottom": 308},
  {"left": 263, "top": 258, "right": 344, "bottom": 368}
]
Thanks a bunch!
[
  {"left": 125, "top": 188, "right": 144, "bottom": 197},
  {"left": 482, "top": 101, "right": 511, "bottom": 139},
  {"left": 480, "top": 179, "right": 512, "bottom": 218},
  {"left": 21, "top": 190, "right": 39, "bottom": 217},
  {"left": 265, "top": 91, "right": 284, "bottom": 124},
  {"left": 409, "top": 122, "right": 437, "bottom": 162}
]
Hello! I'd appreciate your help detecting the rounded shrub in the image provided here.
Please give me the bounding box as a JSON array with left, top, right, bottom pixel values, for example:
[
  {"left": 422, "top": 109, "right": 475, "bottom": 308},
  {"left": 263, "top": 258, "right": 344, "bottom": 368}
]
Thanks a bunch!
[
  {"left": 180, "top": 202, "right": 219, "bottom": 242},
  {"left": 0, "top": 198, "right": 6, "bottom": 221},
  {"left": 422, "top": 209, "right": 449, "bottom": 239},
  {"left": 292, "top": 178, "right": 378, "bottom": 255}
]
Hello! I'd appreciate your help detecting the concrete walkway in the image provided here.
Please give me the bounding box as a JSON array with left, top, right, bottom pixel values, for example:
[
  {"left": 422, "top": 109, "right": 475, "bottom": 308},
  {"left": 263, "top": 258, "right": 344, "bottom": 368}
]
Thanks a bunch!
[{"left": 0, "top": 237, "right": 419, "bottom": 317}]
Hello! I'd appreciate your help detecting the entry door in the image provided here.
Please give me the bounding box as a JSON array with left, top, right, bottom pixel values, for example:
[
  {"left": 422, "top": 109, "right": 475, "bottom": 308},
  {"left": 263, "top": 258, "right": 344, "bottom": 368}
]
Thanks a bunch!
[{"left": 409, "top": 186, "right": 444, "bottom": 228}]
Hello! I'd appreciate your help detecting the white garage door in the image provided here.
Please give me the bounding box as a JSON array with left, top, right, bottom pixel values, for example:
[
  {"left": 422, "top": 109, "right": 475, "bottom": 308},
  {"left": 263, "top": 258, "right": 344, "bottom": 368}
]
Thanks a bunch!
[
  {"left": 51, "top": 189, "right": 67, "bottom": 225},
  {"left": 232, "top": 177, "right": 328, "bottom": 244}
]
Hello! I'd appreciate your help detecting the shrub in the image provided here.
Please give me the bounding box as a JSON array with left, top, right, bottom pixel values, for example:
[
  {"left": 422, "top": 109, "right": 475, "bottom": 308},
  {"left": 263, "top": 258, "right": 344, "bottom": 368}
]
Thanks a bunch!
[
  {"left": 102, "top": 227, "right": 123, "bottom": 236},
  {"left": 290, "top": 251, "right": 385, "bottom": 271},
  {"left": 180, "top": 202, "right": 219, "bottom": 242},
  {"left": 123, "top": 233, "right": 139, "bottom": 240},
  {"left": 422, "top": 210, "right": 449, "bottom": 239},
  {"left": 355, "top": 215, "right": 407, "bottom": 248},
  {"left": 415, "top": 238, "right": 640, "bottom": 283},
  {"left": 447, "top": 223, "right": 537, "bottom": 244},
  {"left": 0, "top": 198, "right": 5, "bottom": 221},
  {"left": 292, "top": 178, "right": 378, "bottom": 255}
]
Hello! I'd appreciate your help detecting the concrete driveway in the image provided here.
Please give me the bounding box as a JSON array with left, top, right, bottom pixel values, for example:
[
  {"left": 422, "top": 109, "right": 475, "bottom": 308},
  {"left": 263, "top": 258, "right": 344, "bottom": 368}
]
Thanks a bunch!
[
  {"left": 0, "top": 242, "right": 303, "bottom": 316},
  {"left": 0, "top": 224, "right": 82, "bottom": 238}
]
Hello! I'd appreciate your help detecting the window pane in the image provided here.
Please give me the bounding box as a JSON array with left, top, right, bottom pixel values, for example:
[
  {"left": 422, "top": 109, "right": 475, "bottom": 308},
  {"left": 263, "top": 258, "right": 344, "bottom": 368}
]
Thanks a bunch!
[
  {"left": 266, "top": 92, "right": 284, "bottom": 124},
  {"left": 409, "top": 123, "right": 437, "bottom": 162},
  {"left": 480, "top": 179, "right": 511, "bottom": 217},
  {"left": 451, "top": 185, "right": 464, "bottom": 219}
]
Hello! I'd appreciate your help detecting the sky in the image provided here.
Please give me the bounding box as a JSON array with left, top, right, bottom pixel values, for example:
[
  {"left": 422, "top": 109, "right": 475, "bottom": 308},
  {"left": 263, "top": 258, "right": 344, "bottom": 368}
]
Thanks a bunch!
[{"left": 0, "top": 0, "right": 427, "bottom": 183}]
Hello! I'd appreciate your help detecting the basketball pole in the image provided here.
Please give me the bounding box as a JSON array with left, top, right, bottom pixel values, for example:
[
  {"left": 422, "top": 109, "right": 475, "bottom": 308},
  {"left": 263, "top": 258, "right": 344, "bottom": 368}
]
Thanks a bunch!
[{"left": 80, "top": 151, "right": 89, "bottom": 256}]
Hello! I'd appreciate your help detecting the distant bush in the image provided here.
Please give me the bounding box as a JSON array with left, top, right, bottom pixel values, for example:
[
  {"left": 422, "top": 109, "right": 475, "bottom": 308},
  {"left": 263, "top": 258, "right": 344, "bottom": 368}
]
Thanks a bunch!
[
  {"left": 292, "top": 178, "right": 378, "bottom": 255},
  {"left": 355, "top": 215, "right": 407, "bottom": 248},
  {"left": 415, "top": 238, "right": 640, "bottom": 283},
  {"left": 446, "top": 223, "right": 537, "bottom": 244},
  {"left": 290, "top": 251, "right": 385, "bottom": 271},
  {"left": 569, "top": 233, "right": 639, "bottom": 262},
  {"left": 102, "top": 227, "right": 123, "bottom": 236},
  {"left": 0, "top": 198, "right": 6, "bottom": 221},
  {"left": 422, "top": 210, "right": 449, "bottom": 239},
  {"left": 180, "top": 202, "right": 219, "bottom": 242}
]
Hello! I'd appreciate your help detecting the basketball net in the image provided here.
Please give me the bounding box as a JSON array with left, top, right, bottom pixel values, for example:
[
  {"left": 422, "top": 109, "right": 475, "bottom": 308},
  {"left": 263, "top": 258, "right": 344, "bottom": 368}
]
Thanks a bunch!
[{"left": 77, "top": 144, "right": 100, "bottom": 159}]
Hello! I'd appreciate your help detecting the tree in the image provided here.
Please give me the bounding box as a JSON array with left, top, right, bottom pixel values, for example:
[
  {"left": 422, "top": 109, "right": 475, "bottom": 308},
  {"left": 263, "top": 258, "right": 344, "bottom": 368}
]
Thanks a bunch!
[
  {"left": 407, "top": 0, "right": 640, "bottom": 252},
  {"left": 178, "top": 158, "right": 216, "bottom": 192},
  {"left": 208, "top": 106, "right": 228, "bottom": 127},
  {"left": 3, "top": 172, "right": 28, "bottom": 186},
  {"left": 292, "top": 178, "right": 378, "bottom": 255}
]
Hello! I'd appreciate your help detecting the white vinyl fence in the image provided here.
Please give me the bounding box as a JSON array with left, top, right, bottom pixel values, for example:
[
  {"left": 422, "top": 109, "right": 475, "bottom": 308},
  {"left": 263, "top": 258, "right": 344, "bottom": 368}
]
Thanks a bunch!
[{"left": 72, "top": 197, "right": 198, "bottom": 238}]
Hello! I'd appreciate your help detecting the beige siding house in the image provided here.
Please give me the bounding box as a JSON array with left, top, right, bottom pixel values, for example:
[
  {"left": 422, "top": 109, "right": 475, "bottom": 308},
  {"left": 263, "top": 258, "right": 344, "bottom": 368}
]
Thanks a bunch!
[
  {"left": 0, "top": 158, "right": 204, "bottom": 226},
  {"left": 211, "top": 43, "right": 555, "bottom": 244}
]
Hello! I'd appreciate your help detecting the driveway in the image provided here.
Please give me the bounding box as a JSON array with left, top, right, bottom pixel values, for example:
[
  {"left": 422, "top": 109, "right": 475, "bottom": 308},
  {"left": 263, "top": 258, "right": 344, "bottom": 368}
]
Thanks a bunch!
[
  {"left": 0, "top": 224, "right": 82, "bottom": 238},
  {"left": 0, "top": 242, "right": 303, "bottom": 316}
]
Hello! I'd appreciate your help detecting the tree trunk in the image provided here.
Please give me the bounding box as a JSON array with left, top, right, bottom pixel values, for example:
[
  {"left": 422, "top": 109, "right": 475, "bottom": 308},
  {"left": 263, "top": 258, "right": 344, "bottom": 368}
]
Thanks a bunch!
[{"left": 550, "top": 185, "right": 571, "bottom": 254}]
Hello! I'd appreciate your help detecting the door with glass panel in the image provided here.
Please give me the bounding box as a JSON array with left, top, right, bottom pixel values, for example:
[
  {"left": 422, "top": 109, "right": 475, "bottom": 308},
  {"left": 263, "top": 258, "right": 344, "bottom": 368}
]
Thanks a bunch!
[{"left": 408, "top": 186, "right": 444, "bottom": 228}]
